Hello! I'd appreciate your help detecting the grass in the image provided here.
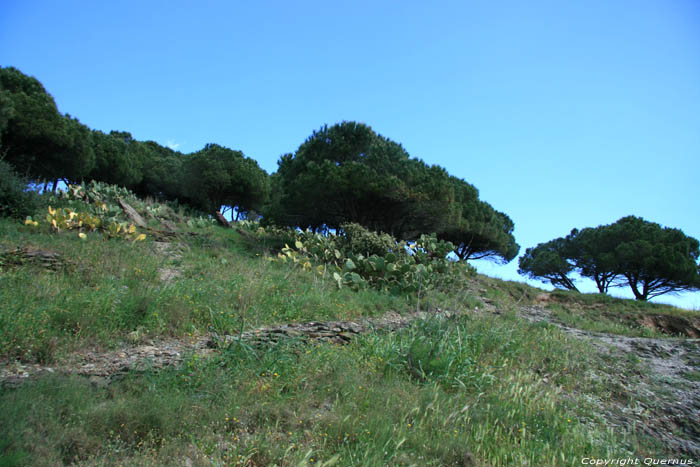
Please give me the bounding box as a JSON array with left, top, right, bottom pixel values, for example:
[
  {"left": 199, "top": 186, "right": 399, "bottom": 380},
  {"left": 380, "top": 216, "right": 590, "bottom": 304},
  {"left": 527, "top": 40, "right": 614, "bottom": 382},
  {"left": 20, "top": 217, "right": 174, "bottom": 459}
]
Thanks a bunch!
[
  {"left": 1, "top": 192, "right": 697, "bottom": 465},
  {"left": 544, "top": 290, "right": 698, "bottom": 338},
  {"left": 1, "top": 313, "right": 659, "bottom": 466},
  {"left": 0, "top": 218, "right": 413, "bottom": 363}
]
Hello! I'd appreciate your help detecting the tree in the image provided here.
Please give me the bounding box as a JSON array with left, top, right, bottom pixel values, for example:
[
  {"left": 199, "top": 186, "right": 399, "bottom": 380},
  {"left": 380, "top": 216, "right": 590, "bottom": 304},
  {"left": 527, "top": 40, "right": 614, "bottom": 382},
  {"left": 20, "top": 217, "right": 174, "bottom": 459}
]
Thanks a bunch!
[
  {"left": 269, "top": 121, "right": 452, "bottom": 239},
  {"left": 0, "top": 87, "right": 14, "bottom": 147},
  {"left": 518, "top": 237, "right": 579, "bottom": 291},
  {"left": 608, "top": 216, "right": 700, "bottom": 301},
  {"left": 58, "top": 115, "right": 96, "bottom": 184},
  {"left": 89, "top": 130, "right": 143, "bottom": 188},
  {"left": 438, "top": 177, "right": 520, "bottom": 263},
  {"left": 520, "top": 217, "right": 700, "bottom": 301},
  {"left": 181, "top": 143, "right": 269, "bottom": 216},
  {"left": 565, "top": 226, "right": 621, "bottom": 294},
  {"left": 0, "top": 66, "right": 69, "bottom": 181},
  {"left": 132, "top": 140, "right": 185, "bottom": 201}
]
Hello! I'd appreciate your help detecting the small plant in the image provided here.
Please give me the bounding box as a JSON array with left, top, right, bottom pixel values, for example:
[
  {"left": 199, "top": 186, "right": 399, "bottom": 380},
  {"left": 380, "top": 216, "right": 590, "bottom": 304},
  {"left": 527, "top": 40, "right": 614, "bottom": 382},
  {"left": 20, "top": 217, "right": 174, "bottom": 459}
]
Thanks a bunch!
[
  {"left": 105, "top": 221, "right": 147, "bottom": 242},
  {"left": 26, "top": 205, "right": 146, "bottom": 242}
]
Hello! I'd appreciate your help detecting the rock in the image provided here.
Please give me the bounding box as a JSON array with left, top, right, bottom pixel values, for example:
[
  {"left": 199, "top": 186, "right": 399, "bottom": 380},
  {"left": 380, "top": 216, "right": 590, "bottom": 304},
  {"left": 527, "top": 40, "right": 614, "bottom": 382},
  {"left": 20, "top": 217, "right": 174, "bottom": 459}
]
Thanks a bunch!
[
  {"left": 117, "top": 198, "right": 148, "bottom": 228},
  {"left": 215, "top": 211, "right": 230, "bottom": 228}
]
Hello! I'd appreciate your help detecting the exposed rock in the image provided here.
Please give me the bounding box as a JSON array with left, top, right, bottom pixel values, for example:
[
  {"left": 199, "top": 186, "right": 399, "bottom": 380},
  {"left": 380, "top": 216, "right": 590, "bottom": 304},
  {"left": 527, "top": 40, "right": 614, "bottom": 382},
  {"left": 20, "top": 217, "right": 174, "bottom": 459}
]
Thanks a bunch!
[
  {"left": 0, "top": 247, "right": 73, "bottom": 271},
  {"left": 0, "top": 308, "right": 462, "bottom": 387},
  {"left": 215, "top": 211, "right": 230, "bottom": 228},
  {"left": 638, "top": 314, "right": 700, "bottom": 338},
  {"left": 117, "top": 198, "right": 148, "bottom": 229}
]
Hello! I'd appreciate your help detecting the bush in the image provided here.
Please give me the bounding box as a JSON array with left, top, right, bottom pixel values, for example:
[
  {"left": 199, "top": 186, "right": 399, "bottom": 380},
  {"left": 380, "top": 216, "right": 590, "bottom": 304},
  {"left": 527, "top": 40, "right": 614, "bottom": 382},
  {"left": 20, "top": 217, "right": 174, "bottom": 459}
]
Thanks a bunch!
[
  {"left": 0, "top": 159, "right": 39, "bottom": 219},
  {"left": 338, "top": 222, "right": 398, "bottom": 257},
  {"left": 258, "top": 222, "right": 475, "bottom": 296}
]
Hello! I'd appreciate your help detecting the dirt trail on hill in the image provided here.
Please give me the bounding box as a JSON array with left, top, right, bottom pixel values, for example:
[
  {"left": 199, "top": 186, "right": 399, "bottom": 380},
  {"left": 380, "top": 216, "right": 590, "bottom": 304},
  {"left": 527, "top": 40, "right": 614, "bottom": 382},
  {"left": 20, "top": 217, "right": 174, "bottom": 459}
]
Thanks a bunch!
[
  {"left": 519, "top": 305, "right": 700, "bottom": 458},
  {"left": 0, "top": 308, "right": 464, "bottom": 387}
]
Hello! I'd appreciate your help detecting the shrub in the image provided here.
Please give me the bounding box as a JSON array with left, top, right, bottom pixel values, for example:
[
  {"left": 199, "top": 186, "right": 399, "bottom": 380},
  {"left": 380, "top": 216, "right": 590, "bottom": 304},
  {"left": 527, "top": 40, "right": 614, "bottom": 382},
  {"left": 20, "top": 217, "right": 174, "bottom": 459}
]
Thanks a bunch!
[
  {"left": 0, "top": 159, "right": 39, "bottom": 219},
  {"left": 262, "top": 222, "right": 475, "bottom": 296}
]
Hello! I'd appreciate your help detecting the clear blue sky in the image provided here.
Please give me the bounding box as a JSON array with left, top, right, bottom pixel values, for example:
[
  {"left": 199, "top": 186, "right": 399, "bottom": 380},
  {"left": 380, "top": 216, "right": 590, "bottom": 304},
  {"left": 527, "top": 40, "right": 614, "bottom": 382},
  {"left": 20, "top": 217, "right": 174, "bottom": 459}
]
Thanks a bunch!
[{"left": 2, "top": 0, "right": 699, "bottom": 308}]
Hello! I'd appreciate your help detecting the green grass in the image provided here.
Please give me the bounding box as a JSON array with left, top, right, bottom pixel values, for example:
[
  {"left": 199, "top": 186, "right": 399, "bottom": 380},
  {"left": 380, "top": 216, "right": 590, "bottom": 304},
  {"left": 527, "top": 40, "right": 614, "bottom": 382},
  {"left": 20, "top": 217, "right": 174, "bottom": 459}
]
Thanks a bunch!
[
  {"left": 0, "top": 193, "right": 696, "bottom": 465},
  {"left": 0, "top": 218, "right": 414, "bottom": 363},
  {"left": 545, "top": 290, "right": 698, "bottom": 338},
  {"left": 1, "top": 314, "right": 658, "bottom": 466}
]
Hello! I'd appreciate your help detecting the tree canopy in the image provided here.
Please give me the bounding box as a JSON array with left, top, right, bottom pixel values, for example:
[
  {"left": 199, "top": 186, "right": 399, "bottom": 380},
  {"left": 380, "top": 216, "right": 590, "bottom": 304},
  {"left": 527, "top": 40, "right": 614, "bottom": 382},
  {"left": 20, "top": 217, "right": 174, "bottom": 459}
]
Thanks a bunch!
[
  {"left": 1, "top": 67, "right": 522, "bottom": 266},
  {"left": 265, "top": 121, "right": 518, "bottom": 263},
  {"left": 0, "top": 66, "right": 73, "bottom": 181},
  {"left": 608, "top": 216, "right": 700, "bottom": 301},
  {"left": 439, "top": 176, "right": 519, "bottom": 263},
  {"left": 518, "top": 237, "right": 579, "bottom": 291},
  {"left": 182, "top": 143, "right": 269, "bottom": 216},
  {"left": 268, "top": 121, "right": 440, "bottom": 237},
  {"left": 518, "top": 216, "right": 700, "bottom": 300}
]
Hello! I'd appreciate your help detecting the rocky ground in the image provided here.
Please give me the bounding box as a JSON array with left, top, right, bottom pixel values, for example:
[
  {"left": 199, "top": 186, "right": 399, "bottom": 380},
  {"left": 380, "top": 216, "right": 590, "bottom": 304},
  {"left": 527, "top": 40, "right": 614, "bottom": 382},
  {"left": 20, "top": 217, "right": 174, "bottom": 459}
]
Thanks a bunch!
[
  {"left": 519, "top": 305, "right": 700, "bottom": 458},
  {"left": 0, "top": 308, "right": 464, "bottom": 387}
]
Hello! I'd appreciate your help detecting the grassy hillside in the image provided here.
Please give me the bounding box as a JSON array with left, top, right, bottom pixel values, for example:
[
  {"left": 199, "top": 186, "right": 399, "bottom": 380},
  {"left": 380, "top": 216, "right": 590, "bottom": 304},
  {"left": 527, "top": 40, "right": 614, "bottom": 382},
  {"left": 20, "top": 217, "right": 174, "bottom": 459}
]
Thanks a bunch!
[{"left": 0, "top": 186, "right": 697, "bottom": 466}]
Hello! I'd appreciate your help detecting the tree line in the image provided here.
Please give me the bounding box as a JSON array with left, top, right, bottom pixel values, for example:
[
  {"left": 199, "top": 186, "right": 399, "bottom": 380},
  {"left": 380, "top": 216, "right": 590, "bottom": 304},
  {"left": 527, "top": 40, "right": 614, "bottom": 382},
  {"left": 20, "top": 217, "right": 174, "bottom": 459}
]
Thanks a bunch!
[
  {"left": 3, "top": 66, "right": 699, "bottom": 301},
  {"left": 0, "top": 67, "right": 270, "bottom": 219},
  {"left": 518, "top": 216, "right": 700, "bottom": 301},
  {"left": 0, "top": 66, "right": 520, "bottom": 264}
]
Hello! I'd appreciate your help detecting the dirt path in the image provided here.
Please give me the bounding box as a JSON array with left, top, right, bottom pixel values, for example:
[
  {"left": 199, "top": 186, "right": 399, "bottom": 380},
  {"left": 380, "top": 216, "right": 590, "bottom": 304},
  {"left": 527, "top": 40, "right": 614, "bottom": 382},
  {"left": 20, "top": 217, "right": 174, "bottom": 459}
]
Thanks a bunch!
[
  {"left": 519, "top": 305, "right": 700, "bottom": 458},
  {"left": 0, "top": 308, "right": 463, "bottom": 388}
]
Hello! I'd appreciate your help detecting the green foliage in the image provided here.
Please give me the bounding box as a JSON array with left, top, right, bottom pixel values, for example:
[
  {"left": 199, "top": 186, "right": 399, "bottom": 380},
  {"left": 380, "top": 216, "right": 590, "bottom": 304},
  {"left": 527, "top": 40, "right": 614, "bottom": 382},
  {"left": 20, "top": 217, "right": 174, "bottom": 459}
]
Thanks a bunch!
[
  {"left": 181, "top": 143, "right": 269, "bottom": 215},
  {"left": 520, "top": 217, "right": 700, "bottom": 301},
  {"left": 0, "top": 159, "right": 39, "bottom": 219},
  {"left": 0, "top": 66, "right": 69, "bottom": 181},
  {"left": 89, "top": 130, "right": 143, "bottom": 188},
  {"left": 607, "top": 216, "right": 700, "bottom": 301},
  {"left": 518, "top": 237, "right": 579, "bottom": 291},
  {"left": 563, "top": 227, "right": 620, "bottom": 293},
  {"left": 25, "top": 204, "right": 146, "bottom": 242},
  {"left": 265, "top": 222, "right": 473, "bottom": 295},
  {"left": 267, "top": 122, "right": 453, "bottom": 239},
  {"left": 56, "top": 181, "right": 140, "bottom": 225},
  {"left": 131, "top": 140, "right": 185, "bottom": 201},
  {"left": 23, "top": 182, "right": 152, "bottom": 242},
  {"left": 58, "top": 115, "right": 96, "bottom": 182},
  {"left": 0, "top": 194, "right": 678, "bottom": 465},
  {"left": 439, "top": 176, "right": 520, "bottom": 263}
]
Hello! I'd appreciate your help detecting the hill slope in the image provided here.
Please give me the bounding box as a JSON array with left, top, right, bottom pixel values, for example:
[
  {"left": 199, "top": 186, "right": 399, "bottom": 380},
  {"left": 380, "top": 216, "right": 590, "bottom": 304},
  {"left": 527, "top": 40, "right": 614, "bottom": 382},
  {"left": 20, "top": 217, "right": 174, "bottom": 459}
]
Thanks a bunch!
[{"left": 0, "top": 187, "right": 698, "bottom": 465}]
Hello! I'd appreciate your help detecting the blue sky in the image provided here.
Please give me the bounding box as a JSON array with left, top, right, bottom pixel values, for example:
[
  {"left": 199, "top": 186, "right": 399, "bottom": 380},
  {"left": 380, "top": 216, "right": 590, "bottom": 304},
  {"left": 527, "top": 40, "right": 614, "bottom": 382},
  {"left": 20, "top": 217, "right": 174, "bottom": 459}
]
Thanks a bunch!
[{"left": 2, "top": 0, "right": 699, "bottom": 308}]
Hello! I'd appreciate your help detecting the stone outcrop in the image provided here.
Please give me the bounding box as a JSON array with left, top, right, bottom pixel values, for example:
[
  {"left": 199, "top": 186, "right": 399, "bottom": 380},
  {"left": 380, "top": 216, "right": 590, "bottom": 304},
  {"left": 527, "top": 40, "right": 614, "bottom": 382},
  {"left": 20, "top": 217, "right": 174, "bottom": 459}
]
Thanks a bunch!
[
  {"left": 0, "top": 308, "right": 462, "bottom": 387},
  {"left": 118, "top": 198, "right": 148, "bottom": 228}
]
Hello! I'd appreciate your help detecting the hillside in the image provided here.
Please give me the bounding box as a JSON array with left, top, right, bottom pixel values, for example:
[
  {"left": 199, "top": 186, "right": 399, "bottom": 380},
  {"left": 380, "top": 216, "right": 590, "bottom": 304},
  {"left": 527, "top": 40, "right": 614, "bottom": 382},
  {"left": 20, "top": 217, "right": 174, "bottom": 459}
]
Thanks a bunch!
[{"left": 1, "top": 185, "right": 698, "bottom": 466}]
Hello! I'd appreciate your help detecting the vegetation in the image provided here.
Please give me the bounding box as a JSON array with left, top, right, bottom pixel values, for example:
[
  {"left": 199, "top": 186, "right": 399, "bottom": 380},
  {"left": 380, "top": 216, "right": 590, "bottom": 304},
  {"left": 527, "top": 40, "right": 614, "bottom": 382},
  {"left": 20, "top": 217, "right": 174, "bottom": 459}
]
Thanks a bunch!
[
  {"left": 0, "top": 68, "right": 520, "bottom": 265},
  {"left": 0, "top": 159, "right": 39, "bottom": 219},
  {"left": 264, "top": 122, "right": 519, "bottom": 263},
  {"left": 0, "top": 183, "right": 697, "bottom": 464},
  {"left": 1, "top": 64, "right": 699, "bottom": 463},
  {"left": 518, "top": 217, "right": 700, "bottom": 301}
]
